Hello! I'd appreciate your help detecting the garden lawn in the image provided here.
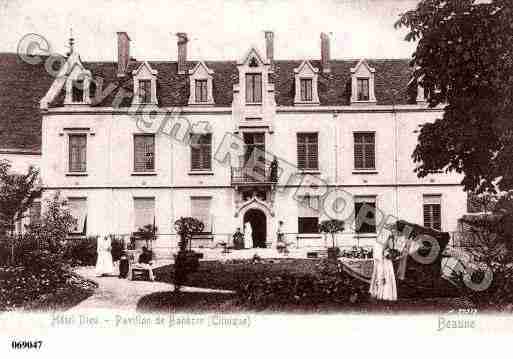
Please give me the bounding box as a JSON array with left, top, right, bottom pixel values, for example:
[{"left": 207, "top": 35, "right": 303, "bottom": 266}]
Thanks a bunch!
[
  {"left": 147, "top": 258, "right": 474, "bottom": 313},
  {"left": 153, "top": 258, "right": 323, "bottom": 291},
  {"left": 0, "top": 266, "right": 97, "bottom": 312}
]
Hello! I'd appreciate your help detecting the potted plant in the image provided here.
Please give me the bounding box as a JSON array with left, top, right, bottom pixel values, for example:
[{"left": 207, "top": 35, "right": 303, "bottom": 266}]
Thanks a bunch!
[
  {"left": 132, "top": 224, "right": 158, "bottom": 248},
  {"left": 319, "top": 219, "right": 345, "bottom": 260},
  {"left": 173, "top": 217, "right": 204, "bottom": 292}
]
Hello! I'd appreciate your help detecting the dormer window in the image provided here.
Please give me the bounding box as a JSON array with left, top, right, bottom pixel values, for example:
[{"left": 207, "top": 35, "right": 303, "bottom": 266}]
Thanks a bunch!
[
  {"left": 188, "top": 61, "right": 214, "bottom": 105},
  {"left": 300, "top": 79, "right": 313, "bottom": 102},
  {"left": 246, "top": 73, "right": 262, "bottom": 104},
  {"left": 132, "top": 61, "right": 158, "bottom": 106},
  {"left": 357, "top": 78, "right": 370, "bottom": 101},
  {"left": 351, "top": 59, "right": 376, "bottom": 104},
  {"left": 234, "top": 47, "right": 274, "bottom": 113},
  {"left": 294, "top": 60, "right": 320, "bottom": 105},
  {"left": 43, "top": 48, "right": 92, "bottom": 108},
  {"left": 138, "top": 80, "right": 152, "bottom": 103},
  {"left": 63, "top": 63, "right": 91, "bottom": 106},
  {"left": 71, "top": 79, "right": 84, "bottom": 103}
]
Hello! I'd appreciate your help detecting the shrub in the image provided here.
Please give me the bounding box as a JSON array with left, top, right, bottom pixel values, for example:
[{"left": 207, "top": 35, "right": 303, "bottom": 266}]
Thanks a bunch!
[
  {"left": 236, "top": 260, "right": 369, "bottom": 310},
  {"left": 11, "top": 193, "right": 76, "bottom": 272},
  {"left": 63, "top": 235, "right": 125, "bottom": 266},
  {"left": 320, "top": 219, "right": 345, "bottom": 248},
  {"left": 173, "top": 217, "right": 204, "bottom": 292},
  {"left": 63, "top": 237, "right": 98, "bottom": 266},
  {"left": 0, "top": 235, "right": 13, "bottom": 266}
]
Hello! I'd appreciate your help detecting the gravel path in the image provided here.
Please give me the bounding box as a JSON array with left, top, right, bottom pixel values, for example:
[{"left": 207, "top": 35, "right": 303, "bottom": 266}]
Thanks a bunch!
[{"left": 69, "top": 264, "right": 233, "bottom": 312}]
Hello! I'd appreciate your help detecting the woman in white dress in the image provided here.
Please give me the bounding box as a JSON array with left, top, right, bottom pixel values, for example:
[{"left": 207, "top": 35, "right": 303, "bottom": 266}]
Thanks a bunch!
[
  {"left": 244, "top": 222, "right": 253, "bottom": 249},
  {"left": 369, "top": 236, "right": 397, "bottom": 301},
  {"left": 95, "top": 234, "right": 114, "bottom": 277}
]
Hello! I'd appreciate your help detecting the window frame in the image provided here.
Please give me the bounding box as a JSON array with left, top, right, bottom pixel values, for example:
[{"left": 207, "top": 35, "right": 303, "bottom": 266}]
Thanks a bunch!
[
  {"left": 245, "top": 73, "right": 263, "bottom": 104},
  {"left": 357, "top": 78, "right": 370, "bottom": 101},
  {"left": 297, "top": 132, "right": 319, "bottom": 171},
  {"left": 133, "top": 134, "right": 156, "bottom": 173},
  {"left": 29, "top": 201, "right": 41, "bottom": 226},
  {"left": 190, "top": 133, "right": 212, "bottom": 172},
  {"left": 138, "top": 79, "right": 152, "bottom": 104},
  {"left": 300, "top": 78, "right": 313, "bottom": 102},
  {"left": 67, "top": 197, "right": 87, "bottom": 235},
  {"left": 353, "top": 132, "right": 376, "bottom": 171},
  {"left": 298, "top": 217, "right": 319, "bottom": 234},
  {"left": 133, "top": 197, "right": 156, "bottom": 232},
  {"left": 354, "top": 197, "right": 377, "bottom": 235},
  {"left": 195, "top": 79, "right": 209, "bottom": 103},
  {"left": 68, "top": 134, "right": 87, "bottom": 173},
  {"left": 423, "top": 195, "right": 442, "bottom": 231},
  {"left": 71, "top": 79, "right": 85, "bottom": 103},
  {"left": 191, "top": 196, "right": 213, "bottom": 234},
  {"left": 297, "top": 195, "right": 320, "bottom": 234}
]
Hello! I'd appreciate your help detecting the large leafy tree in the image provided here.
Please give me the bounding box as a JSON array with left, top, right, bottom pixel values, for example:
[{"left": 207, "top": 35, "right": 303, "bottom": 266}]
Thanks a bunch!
[
  {"left": 396, "top": 0, "right": 513, "bottom": 193},
  {"left": 0, "top": 160, "right": 40, "bottom": 235}
]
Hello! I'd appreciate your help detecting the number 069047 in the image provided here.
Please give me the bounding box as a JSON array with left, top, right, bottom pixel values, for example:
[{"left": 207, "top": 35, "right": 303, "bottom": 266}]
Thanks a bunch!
[{"left": 11, "top": 340, "right": 43, "bottom": 350}]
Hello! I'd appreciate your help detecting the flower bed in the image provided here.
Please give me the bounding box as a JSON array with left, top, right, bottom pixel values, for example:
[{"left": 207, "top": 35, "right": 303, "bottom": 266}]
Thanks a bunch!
[
  {"left": 339, "top": 246, "right": 373, "bottom": 259},
  {"left": 0, "top": 266, "right": 96, "bottom": 312},
  {"left": 154, "top": 258, "right": 370, "bottom": 310}
]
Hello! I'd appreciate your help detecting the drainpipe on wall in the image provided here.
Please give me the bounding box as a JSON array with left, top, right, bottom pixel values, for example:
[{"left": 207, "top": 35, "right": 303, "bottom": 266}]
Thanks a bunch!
[
  {"left": 333, "top": 111, "right": 338, "bottom": 185},
  {"left": 392, "top": 94, "right": 399, "bottom": 219}
]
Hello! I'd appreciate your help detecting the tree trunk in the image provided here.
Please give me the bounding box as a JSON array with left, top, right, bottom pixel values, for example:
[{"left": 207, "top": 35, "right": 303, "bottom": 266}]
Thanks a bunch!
[{"left": 9, "top": 220, "right": 14, "bottom": 266}]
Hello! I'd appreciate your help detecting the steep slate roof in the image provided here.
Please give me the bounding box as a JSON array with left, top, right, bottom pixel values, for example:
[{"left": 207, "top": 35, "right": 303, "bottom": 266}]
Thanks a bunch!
[
  {"left": 82, "top": 59, "right": 415, "bottom": 108},
  {"left": 0, "top": 52, "right": 415, "bottom": 151},
  {"left": 0, "top": 53, "right": 56, "bottom": 151}
]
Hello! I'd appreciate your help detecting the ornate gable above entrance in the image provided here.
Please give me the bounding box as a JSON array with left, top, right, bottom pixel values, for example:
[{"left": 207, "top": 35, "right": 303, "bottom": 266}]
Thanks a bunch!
[{"left": 234, "top": 195, "right": 275, "bottom": 218}]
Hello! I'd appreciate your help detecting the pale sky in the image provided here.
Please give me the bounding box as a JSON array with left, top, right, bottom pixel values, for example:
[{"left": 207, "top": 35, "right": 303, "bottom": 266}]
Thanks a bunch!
[{"left": 0, "top": 0, "right": 419, "bottom": 61}]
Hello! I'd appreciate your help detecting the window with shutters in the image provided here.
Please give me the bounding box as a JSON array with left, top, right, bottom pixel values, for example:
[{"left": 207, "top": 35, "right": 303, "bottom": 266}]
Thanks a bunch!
[
  {"left": 134, "top": 134, "right": 155, "bottom": 172},
  {"left": 191, "top": 196, "right": 212, "bottom": 233},
  {"left": 195, "top": 79, "right": 208, "bottom": 103},
  {"left": 68, "top": 134, "right": 87, "bottom": 172},
  {"left": 357, "top": 78, "right": 370, "bottom": 101},
  {"left": 354, "top": 132, "right": 375, "bottom": 170},
  {"left": 298, "top": 195, "right": 320, "bottom": 234},
  {"left": 423, "top": 195, "right": 442, "bottom": 231},
  {"left": 300, "top": 78, "right": 313, "bottom": 102},
  {"left": 138, "top": 79, "right": 152, "bottom": 103},
  {"left": 297, "top": 133, "right": 319, "bottom": 171},
  {"left": 134, "top": 197, "right": 155, "bottom": 231},
  {"left": 246, "top": 73, "right": 262, "bottom": 103},
  {"left": 68, "top": 197, "right": 87, "bottom": 235},
  {"left": 190, "top": 134, "right": 212, "bottom": 171},
  {"left": 355, "top": 197, "right": 376, "bottom": 234}
]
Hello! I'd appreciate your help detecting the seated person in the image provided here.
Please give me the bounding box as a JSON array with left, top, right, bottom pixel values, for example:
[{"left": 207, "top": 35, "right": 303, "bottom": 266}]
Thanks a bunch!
[
  {"left": 130, "top": 246, "right": 155, "bottom": 281},
  {"left": 139, "top": 246, "right": 153, "bottom": 264},
  {"left": 118, "top": 250, "right": 130, "bottom": 279}
]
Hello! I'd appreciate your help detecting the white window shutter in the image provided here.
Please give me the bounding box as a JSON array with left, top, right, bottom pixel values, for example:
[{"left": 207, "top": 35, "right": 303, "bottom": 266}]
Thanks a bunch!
[{"left": 134, "top": 198, "right": 155, "bottom": 230}]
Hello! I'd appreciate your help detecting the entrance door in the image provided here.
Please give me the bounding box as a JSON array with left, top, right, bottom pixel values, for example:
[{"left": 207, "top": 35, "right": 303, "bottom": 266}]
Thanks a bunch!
[{"left": 243, "top": 209, "right": 267, "bottom": 248}]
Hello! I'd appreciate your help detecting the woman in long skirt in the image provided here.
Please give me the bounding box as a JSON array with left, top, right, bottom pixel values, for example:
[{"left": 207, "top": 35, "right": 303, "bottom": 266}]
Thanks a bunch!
[
  {"left": 369, "top": 236, "right": 397, "bottom": 301},
  {"left": 244, "top": 222, "right": 253, "bottom": 249},
  {"left": 95, "top": 234, "right": 114, "bottom": 276}
]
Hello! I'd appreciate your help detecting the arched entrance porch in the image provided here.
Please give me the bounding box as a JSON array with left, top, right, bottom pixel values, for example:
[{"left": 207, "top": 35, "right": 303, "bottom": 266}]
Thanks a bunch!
[
  {"left": 235, "top": 196, "right": 275, "bottom": 249},
  {"left": 243, "top": 208, "right": 267, "bottom": 248}
]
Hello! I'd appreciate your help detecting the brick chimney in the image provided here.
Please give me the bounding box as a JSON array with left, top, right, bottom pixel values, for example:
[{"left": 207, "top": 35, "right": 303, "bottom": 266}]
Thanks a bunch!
[
  {"left": 320, "top": 32, "right": 331, "bottom": 73},
  {"left": 176, "top": 32, "right": 188, "bottom": 74},
  {"left": 116, "top": 32, "right": 130, "bottom": 77},
  {"left": 264, "top": 31, "right": 274, "bottom": 70}
]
